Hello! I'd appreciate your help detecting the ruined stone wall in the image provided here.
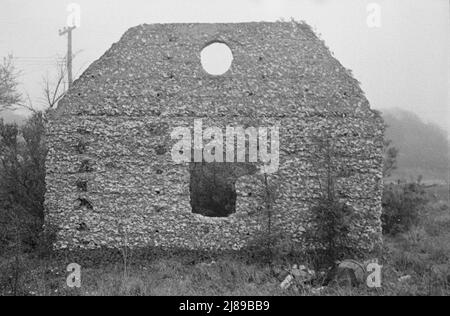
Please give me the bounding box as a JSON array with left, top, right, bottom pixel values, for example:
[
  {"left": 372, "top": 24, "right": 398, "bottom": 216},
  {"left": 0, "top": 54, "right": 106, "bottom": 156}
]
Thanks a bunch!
[{"left": 45, "top": 22, "right": 384, "bottom": 251}]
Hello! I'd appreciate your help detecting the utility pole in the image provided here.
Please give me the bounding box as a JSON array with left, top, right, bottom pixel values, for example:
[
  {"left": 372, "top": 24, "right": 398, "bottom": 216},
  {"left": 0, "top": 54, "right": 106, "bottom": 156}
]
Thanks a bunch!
[{"left": 59, "top": 26, "right": 76, "bottom": 88}]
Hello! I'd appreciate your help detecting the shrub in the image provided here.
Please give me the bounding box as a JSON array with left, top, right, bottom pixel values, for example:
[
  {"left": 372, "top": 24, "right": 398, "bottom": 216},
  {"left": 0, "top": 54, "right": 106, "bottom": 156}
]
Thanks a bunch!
[
  {"left": 0, "top": 113, "right": 47, "bottom": 254},
  {"left": 382, "top": 181, "right": 428, "bottom": 235},
  {"left": 309, "top": 198, "right": 357, "bottom": 267},
  {"left": 307, "top": 137, "right": 358, "bottom": 267}
]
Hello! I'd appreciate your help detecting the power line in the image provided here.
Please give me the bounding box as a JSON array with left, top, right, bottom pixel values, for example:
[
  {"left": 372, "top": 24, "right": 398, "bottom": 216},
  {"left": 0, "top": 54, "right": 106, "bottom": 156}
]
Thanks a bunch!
[
  {"left": 13, "top": 57, "right": 64, "bottom": 61},
  {"left": 13, "top": 56, "right": 58, "bottom": 59}
]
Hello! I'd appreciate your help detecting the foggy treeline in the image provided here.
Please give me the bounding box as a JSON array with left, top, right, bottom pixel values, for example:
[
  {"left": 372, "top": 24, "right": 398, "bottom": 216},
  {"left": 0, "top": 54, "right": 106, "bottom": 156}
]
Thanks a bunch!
[{"left": 383, "top": 108, "right": 449, "bottom": 183}]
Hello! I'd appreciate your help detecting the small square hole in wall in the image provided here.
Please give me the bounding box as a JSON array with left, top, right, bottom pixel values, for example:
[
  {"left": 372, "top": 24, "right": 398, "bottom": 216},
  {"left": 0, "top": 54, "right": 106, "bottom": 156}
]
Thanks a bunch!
[
  {"left": 76, "top": 179, "right": 88, "bottom": 192},
  {"left": 79, "top": 159, "right": 94, "bottom": 173},
  {"left": 77, "top": 198, "right": 93, "bottom": 210},
  {"left": 75, "top": 139, "right": 87, "bottom": 154},
  {"left": 201, "top": 42, "right": 233, "bottom": 76}
]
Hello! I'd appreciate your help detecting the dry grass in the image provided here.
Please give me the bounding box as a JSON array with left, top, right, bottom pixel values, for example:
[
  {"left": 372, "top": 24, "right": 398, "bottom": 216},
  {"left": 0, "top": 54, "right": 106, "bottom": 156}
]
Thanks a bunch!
[{"left": 1, "top": 186, "right": 449, "bottom": 296}]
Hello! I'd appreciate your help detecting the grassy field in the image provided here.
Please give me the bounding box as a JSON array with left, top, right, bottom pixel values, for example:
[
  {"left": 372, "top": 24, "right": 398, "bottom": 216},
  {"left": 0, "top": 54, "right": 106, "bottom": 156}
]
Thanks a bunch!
[{"left": 1, "top": 186, "right": 449, "bottom": 296}]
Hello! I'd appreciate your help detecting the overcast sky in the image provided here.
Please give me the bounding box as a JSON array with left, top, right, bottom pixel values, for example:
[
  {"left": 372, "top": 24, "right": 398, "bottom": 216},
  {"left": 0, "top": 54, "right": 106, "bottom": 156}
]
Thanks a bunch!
[{"left": 0, "top": 0, "right": 448, "bottom": 132}]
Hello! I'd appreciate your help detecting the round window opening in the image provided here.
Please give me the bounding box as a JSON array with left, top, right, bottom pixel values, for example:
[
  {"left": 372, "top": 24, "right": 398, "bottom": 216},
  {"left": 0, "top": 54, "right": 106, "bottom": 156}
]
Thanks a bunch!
[{"left": 201, "top": 42, "right": 233, "bottom": 76}]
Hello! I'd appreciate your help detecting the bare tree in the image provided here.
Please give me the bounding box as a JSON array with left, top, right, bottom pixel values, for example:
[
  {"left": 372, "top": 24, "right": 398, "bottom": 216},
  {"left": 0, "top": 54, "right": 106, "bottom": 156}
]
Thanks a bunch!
[
  {"left": 0, "top": 55, "right": 21, "bottom": 112},
  {"left": 17, "top": 58, "right": 69, "bottom": 114},
  {"left": 41, "top": 59, "right": 68, "bottom": 110},
  {"left": 39, "top": 50, "right": 84, "bottom": 111},
  {"left": 0, "top": 55, "right": 69, "bottom": 114}
]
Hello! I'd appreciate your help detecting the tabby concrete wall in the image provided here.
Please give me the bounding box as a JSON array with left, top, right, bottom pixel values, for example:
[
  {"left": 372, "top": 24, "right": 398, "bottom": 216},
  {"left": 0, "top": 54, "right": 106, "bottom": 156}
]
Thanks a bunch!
[{"left": 45, "top": 22, "right": 384, "bottom": 251}]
